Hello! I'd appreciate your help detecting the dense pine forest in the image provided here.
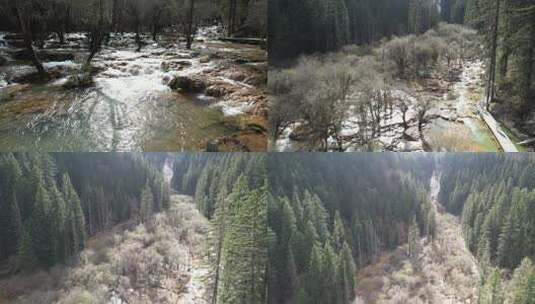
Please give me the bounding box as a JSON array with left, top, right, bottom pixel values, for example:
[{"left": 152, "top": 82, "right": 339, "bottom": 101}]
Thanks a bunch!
[
  {"left": 267, "top": 153, "right": 436, "bottom": 304},
  {"left": 171, "top": 153, "right": 267, "bottom": 304},
  {"left": 269, "top": 0, "right": 535, "bottom": 152},
  {"left": 439, "top": 154, "right": 535, "bottom": 265},
  {"left": 0, "top": 153, "right": 169, "bottom": 271},
  {"left": 267, "top": 153, "right": 535, "bottom": 303},
  {"left": 0, "top": 153, "right": 267, "bottom": 304},
  {"left": 437, "top": 154, "right": 535, "bottom": 303}
]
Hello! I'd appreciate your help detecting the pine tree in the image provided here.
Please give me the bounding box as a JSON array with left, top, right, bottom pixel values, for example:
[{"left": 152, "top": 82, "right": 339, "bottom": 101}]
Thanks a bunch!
[
  {"left": 30, "top": 181, "right": 55, "bottom": 267},
  {"left": 0, "top": 154, "right": 22, "bottom": 258},
  {"left": 2, "top": 192, "right": 22, "bottom": 258},
  {"left": 62, "top": 174, "right": 86, "bottom": 255},
  {"left": 333, "top": 211, "right": 346, "bottom": 251},
  {"left": 480, "top": 268, "right": 504, "bottom": 304},
  {"left": 16, "top": 226, "right": 38, "bottom": 273},
  {"left": 408, "top": 217, "right": 421, "bottom": 270},
  {"left": 336, "top": 242, "right": 356, "bottom": 304},
  {"left": 217, "top": 174, "right": 267, "bottom": 304},
  {"left": 140, "top": 181, "right": 154, "bottom": 223},
  {"left": 322, "top": 242, "right": 338, "bottom": 304},
  {"left": 49, "top": 183, "right": 67, "bottom": 263},
  {"left": 509, "top": 257, "right": 535, "bottom": 304},
  {"left": 195, "top": 167, "right": 210, "bottom": 216},
  {"left": 302, "top": 243, "right": 325, "bottom": 304},
  {"left": 209, "top": 178, "right": 230, "bottom": 304}
]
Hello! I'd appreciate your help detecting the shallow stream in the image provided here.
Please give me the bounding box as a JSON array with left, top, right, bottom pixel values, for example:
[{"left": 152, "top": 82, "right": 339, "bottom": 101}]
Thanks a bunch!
[{"left": 0, "top": 30, "right": 263, "bottom": 151}]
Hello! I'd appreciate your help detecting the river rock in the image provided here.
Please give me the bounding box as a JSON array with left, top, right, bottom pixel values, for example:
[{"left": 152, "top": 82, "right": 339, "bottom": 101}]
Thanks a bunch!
[
  {"left": 403, "top": 126, "right": 420, "bottom": 141},
  {"left": 0, "top": 55, "right": 7, "bottom": 66},
  {"left": 199, "top": 55, "right": 211, "bottom": 63},
  {"left": 401, "top": 140, "right": 423, "bottom": 152},
  {"left": 161, "top": 60, "right": 192, "bottom": 72},
  {"left": 205, "top": 82, "right": 239, "bottom": 97},
  {"left": 62, "top": 72, "right": 94, "bottom": 89},
  {"left": 168, "top": 76, "right": 206, "bottom": 93}
]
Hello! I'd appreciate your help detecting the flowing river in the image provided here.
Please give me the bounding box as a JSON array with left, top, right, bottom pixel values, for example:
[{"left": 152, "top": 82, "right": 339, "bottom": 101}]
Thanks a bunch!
[{"left": 0, "top": 29, "right": 266, "bottom": 151}]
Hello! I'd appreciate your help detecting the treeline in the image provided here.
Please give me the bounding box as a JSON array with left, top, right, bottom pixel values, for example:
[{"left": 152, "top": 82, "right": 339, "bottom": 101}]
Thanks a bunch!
[
  {"left": 464, "top": 0, "right": 535, "bottom": 119},
  {"left": 267, "top": 153, "right": 436, "bottom": 304},
  {"left": 0, "top": 0, "right": 265, "bottom": 75},
  {"left": 438, "top": 154, "right": 535, "bottom": 271},
  {"left": 269, "top": 0, "right": 457, "bottom": 64},
  {"left": 0, "top": 0, "right": 265, "bottom": 37},
  {"left": 171, "top": 153, "right": 267, "bottom": 304},
  {"left": 0, "top": 153, "right": 169, "bottom": 272}
]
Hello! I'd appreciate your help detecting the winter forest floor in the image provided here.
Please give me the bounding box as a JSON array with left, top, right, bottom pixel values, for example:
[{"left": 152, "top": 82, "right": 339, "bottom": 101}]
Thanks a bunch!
[
  {"left": 355, "top": 173, "right": 480, "bottom": 303},
  {"left": 0, "top": 194, "right": 211, "bottom": 304},
  {"left": 0, "top": 27, "right": 267, "bottom": 152}
]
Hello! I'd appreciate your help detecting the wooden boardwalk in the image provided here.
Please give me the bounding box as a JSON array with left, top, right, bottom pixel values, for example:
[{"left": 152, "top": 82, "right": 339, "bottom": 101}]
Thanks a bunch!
[{"left": 477, "top": 102, "right": 518, "bottom": 152}]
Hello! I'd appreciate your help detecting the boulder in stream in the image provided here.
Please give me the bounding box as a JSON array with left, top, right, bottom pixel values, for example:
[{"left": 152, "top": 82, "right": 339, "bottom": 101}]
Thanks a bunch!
[
  {"left": 205, "top": 83, "right": 238, "bottom": 97},
  {"left": 168, "top": 76, "right": 206, "bottom": 93},
  {"left": 62, "top": 72, "right": 94, "bottom": 89}
]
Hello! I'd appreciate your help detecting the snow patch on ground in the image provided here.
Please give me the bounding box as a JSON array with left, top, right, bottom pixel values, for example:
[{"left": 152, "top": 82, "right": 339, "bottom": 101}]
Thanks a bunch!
[
  {"left": 43, "top": 60, "right": 78, "bottom": 69},
  {"left": 0, "top": 32, "right": 8, "bottom": 48}
]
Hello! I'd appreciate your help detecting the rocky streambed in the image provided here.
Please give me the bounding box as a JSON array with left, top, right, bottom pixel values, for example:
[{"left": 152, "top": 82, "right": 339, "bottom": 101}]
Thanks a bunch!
[
  {"left": 0, "top": 28, "right": 267, "bottom": 151},
  {"left": 275, "top": 60, "right": 499, "bottom": 152}
]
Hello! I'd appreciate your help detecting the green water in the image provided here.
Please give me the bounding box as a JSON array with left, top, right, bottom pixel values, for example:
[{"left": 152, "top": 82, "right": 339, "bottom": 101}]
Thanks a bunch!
[{"left": 0, "top": 84, "right": 233, "bottom": 152}]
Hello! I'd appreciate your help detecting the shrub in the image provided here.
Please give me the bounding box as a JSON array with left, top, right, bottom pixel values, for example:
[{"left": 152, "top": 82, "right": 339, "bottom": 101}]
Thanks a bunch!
[
  {"left": 58, "top": 287, "right": 106, "bottom": 304},
  {"left": 384, "top": 36, "right": 411, "bottom": 78}
]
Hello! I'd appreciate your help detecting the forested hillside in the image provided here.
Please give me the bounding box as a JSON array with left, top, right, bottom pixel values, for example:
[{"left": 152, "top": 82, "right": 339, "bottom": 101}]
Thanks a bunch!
[
  {"left": 463, "top": 0, "right": 535, "bottom": 134},
  {"left": 267, "top": 153, "right": 436, "bottom": 304},
  {"left": 0, "top": 153, "right": 169, "bottom": 272},
  {"left": 269, "top": 0, "right": 464, "bottom": 64},
  {"left": 439, "top": 154, "right": 535, "bottom": 270},
  {"left": 266, "top": 153, "right": 535, "bottom": 303},
  {"left": 171, "top": 153, "right": 268, "bottom": 304},
  {"left": 437, "top": 154, "right": 535, "bottom": 303},
  {"left": 0, "top": 153, "right": 268, "bottom": 304}
]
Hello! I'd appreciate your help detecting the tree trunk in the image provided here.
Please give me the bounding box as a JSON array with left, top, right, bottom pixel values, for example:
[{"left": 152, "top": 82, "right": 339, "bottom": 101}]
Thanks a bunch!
[
  {"left": 227, "top": 0, "right": 237, "bottom": 36},
  {"left": 486, "top": 0, "right": 501, "bottom": 110},
  {"left": 135, "top": 26, "right": 142, "bottom": 52},
  {"left": 521, "top": 23, "right": 535, "bottom": 117},
  {"left": 186, "top": 0, "right": 195, "bottom": 49},
  {"left": 15, "top": 6, "right": 46, "bottom": 76},
  {"left": 57, "top": 31, "right": 65, "bottom": 44}
]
